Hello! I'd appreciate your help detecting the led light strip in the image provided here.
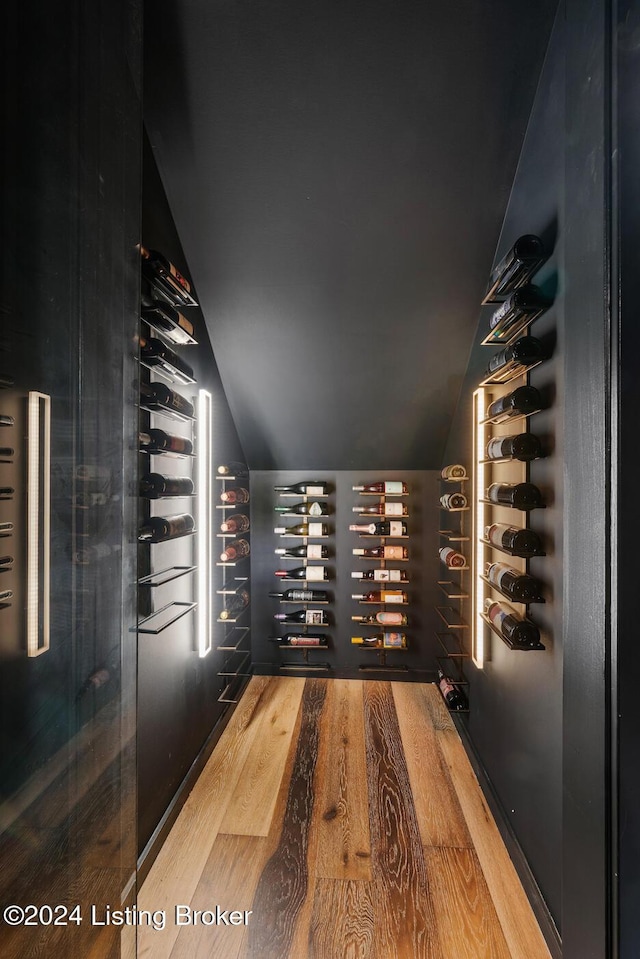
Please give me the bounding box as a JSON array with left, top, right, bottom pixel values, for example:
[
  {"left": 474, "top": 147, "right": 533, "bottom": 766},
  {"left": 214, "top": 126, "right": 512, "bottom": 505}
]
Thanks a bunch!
[
  {"left": 472, "top": 388, "right": 485, "bottom": 668},
  {"left": 27, "top": 391, "right": 51, "bottom": 657},
  {"left": 197, "top": 389, "right": 213, "bottom": 657}
]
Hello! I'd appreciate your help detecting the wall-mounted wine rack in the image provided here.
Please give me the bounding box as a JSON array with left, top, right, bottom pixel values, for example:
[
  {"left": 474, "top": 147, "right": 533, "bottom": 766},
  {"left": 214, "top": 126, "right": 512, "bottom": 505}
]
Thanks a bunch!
[{"left": 216, "top": 469, "right": 252, "bottom": 702}]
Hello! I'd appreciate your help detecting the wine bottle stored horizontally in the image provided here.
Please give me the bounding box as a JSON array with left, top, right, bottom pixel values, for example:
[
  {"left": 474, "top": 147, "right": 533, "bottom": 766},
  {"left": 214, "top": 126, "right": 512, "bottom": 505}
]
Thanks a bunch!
[
  {"left": 273, "top": 609, "right": 328, "bottom": 625},
  {"left": 0, "top": 415, "right": 14, "bottom": 427},
  {"left": 140, "top": 381, "right": 194, "bottom": 419},
  {"left": 220, "top": 538, "right": 250, "bottom": 562},
  {"left": 485, "top": 433, "right": 542, "bottom": 462},
  {"left": 439, "top": 547, "right": 466, "bottom": 568},
  {"left": 219, "top": 588, "right": 250, "bottom": 620},
  {"left": 274, "top": 566, "right": 328, "bottom": 581},
  {"left": 274, "top": 481, "right": 330, "bottom": 495},
  {"left": 220, "top": 513, "right": 250, "bottom": 534},
  {"left": 220, "top": 487, "right": 250, "bottom": 505},
  {"left": 0, "top": 589, "right": 12, "bottom": 603},
  {"left": 269, "top": 633, "right": 326, "bottom": 647},
  {"left": 349, "top": 521, "right": 407, "bottom": 536},
  {"left": 351, "top": 568, "right": 408, "bottom": 583},
  {"left": 217, "top": 462, "right": 248, "bottom": 477},
  {"left": 140, "top": 336, "right": 194, "bottom": 381},
  {"left": 486, "top": 336, "right": 546, "bottom": 379},
  {"left": 485, "top": 599, "right": 541, "bottom": 647},
  {"left": 140, "top": 429, "right": 193, "bottom": 456},
  {"left": 484, "top": 523, "right": 544, "bottom": 557},
  {"left": 0, "top": 555, "right": 14, "bottom": 569},
  {"left": 274, "top": 523, "right": 329, "bottom": 537},
  {"left": 440, "top": 464, "right": 467, "bottom": 480},
  {"left": 138, "top": 513, "right": 195, "bottom": 542},
  {"left": 483, "top": 234, "right": 547, "bottom": 303},
  {"left": 352, "top": 481, "right": 407, "bottom": 494},
  {"left": 351, "top": 632, "right": 407, "bottom": 648},
  {"left": 486, "top": 482, "right": 544, "bottom": 510},
  {"left": 274, "top": 501, "right": 329, "bottom": 516},
  {"left": 485, "top": 386, "right": 543, "bottom": 423},
  {"left": 351, "top": 589, "right": 408, "bottom": 604},
  {"left": 353, "top": 545, "right": 408, "bottom": 560},
  {"left": 440, "top": 492, "right": 468, "bottom": 510},
  {"left": 437, "top": 668, "right": 468, "bottom": 711},
  {"left": 352, "top": 611, "right": 408, "bottom": 626},
  {"left": 274, "top": 544, "right": 328, "bottom": 559},
  {"left": 487, "top": 284, "right": 550, "bottom": 335},
  {"left": 141, "top": 246, "right": 192, "bottom": 293},
  {"left": 269, "top": 588, "right": 330, "bottom": 603},
  {"left": 141, "top": 300, "right": 195, "bottom": 345},
  {"left": 139, "top": 473, "right": 194, "bottom": 499},
  {"left": 351, "top": 502, "right": 407, "bottom": 516},
  {"left": 485, "top": 562, "right": 544, "bottom": 603}
]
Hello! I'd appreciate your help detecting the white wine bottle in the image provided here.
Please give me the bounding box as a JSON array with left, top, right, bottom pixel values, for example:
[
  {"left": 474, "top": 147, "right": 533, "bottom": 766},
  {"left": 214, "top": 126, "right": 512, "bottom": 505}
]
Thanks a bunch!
[
  {"left": 351, "top": 632, "right": 407, "bottom": 648},
  {"left": 352, "top": 481, "right": 407, "bottom": 494}
]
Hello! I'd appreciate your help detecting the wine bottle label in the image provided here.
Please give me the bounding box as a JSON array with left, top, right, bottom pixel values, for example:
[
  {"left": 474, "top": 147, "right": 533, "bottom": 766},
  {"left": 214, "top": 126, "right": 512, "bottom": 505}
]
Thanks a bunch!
[
  {"left": 288, "top": 590, "right": 313, "bottom": 601},
  {"left": 383, "top": 481, "right": 404, "bottom": 494},
  {"left": 382, "top": 502, "right": 404, "bottom": 515},
  {"left": 305, "top": 566, "right": 326, "bottom": 581},
  {"left": 308, "top": 523, "right": 323, "bottom": 537},
  {"left": 287, "top": 636, "right": 322, "bottom": 646},
  {"left": 382, "top": 632, "right": 405, "bottom": 647},
  {"left": 306, "top": 486, "right": 324, "bottom": 495},
  {"left": 304, "top": 610, "right": 325, "bottom": 625},
  {"left": 439, "top": 547, "right": 465, "bottom": 568},
  {"left": 486, "top": 437, "right": 507, "bottom": 459},
  {"left": 377, "top": 569, "right": 401, "bottom": 581},
  {"left": 384, "top": 546, "right": 406, "bottom": 560},
  {"left": 308, "top": 502, "right": 323, "bottom": 516},
  {"left": 388, "top": 521, "right": 403, "bottom": 536},
  {"left": 306, "top": 544, "right": 323, "bottom": 559},
  {"left": 487, "top": 485, "right": 501, "bottom": 504},
  {"left": 375, "top": 612, "right": 405, "bottom": 625},
  {"left": 488, "top": 346, "right": 509, "bottom": 373},
  {"left": 489, "top": 295, "right": 515, "bottom": 330},
  {"left": 381, "top": 591, "right": 405, "bottom": 603},
  {"left": 441, "top": 464, "right": 466, "bottom": 479}
]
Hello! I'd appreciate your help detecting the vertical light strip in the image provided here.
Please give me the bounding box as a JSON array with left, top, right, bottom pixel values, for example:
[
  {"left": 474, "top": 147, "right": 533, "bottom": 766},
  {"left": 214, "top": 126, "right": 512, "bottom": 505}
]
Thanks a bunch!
[
  {"left": 472, "top": 388, "right": 485, "bottom": 668},
  {"left": 197, "top": 389, "right": 212, "bottom": 657},
  {"left": 27, "top": 391, "right": 51, "bottom": 657}
]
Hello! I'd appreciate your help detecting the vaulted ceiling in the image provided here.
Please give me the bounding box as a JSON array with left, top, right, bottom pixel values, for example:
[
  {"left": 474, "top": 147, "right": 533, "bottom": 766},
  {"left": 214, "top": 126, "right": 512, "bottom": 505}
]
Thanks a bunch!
[{"left": 143, "top": 0, "right": 558, "bottom": 469}]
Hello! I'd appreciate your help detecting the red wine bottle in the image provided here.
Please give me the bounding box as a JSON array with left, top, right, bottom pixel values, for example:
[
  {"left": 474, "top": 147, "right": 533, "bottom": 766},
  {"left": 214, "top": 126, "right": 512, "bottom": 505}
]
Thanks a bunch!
[
  {"left": 352, "top": 611, "right": 407, "bottom": 626},
  {"left": 440, "top": 464, "right": 467, "bottom": 480},
  {"left": 274, "top": 501, "right": 329, "bottom": 516},
  {"left": 485, "top": 562, "right": 544, "bottom": 603},
  {"left": 142, "top": 300, "right": 195, "bottom": 345},
  {"left": 269, "top": 588, "right": 329, "bottom": 602},
  {"left": 488, "top": 284, "right": 550, "bottom": 335},
  {"left": 217, "top": 462, "right": 248, "bottom": 477},
  {"left": 440, "top": 492, "right": 467, "bottom": 509},
  {"left": 486, "top": 482, "right": 544, "bottom": 510},
  {"left": 273, "top": 609, "right": 328, "bottom": 625},
  {"left": 349, "top": 521, "right": 407, "bottom": 536},
  {"left": 140, "top": 246, "right": 192, "bottom": 293},
  {"left": 485, "top": 600, "right": 541, "bottom": 647},
  {"left": 139, "top": 473, "right": 194, "bottom": 498},
  {"left": 140, "top": 429, "right": 193, "bottom": 455},
  {"left": 351, "top": 568, "right": 408, "bottom": 583},
  {"left": 439, "top": 547, "right": 466, "bottom": 568},
  {"left": 138, "top": 513, "right": 195, "bottom": 542},
  {"left": 220, "top": 487, "right": 249, "bottom": 505},
  {"left": 351, "top": 632, "right": 407, "bottom": 648},
  {"left": 486, "top": 336, "right": 546, "bottom": 378},
  {"left": 140, "top": 381, "right": 194, "bottom": 418},
  {"left": 483, "top": 235, "right": 547, "bottom": 303},
  {"left": 274, "top": 481, "right": 330, "bottom": 495},
  {"left": 220, "top": 513, "right": 250, "bottom": 534},
  {"left": 486, "top": 386, "right": 542, "bottom": 422},
  {"left": 140, "top": 335, "right": 194, "bottom": 380},
  {"left": 274, "top": 566, "right": 328, "bottom": 581},
  {"left": 485, "top": 433, "right": 542, "bottom": 462},
  {"left": 274, "top": 544, "right": 328, "bottom": 559},
  {"left": 352, "top": 545, "right": 408, "bottom": 560},
  {"left": 485, "top": 523, "right": 544, "bottom": 557},
  {"left": 351, "top": 589, "right": 408, "bottom": 604},
  {"left": 352, "top": 502, "right": 407, "bottom": 516},
  {"left": 352, "top": 481, "right": 407, "bottom": 494},
  {"left": 220, "top": 539, "right": 250, "bottom": 562},
  {"left": 437, "top": 668, "right": 468, "bottom": 711},
  {"left": 219, "top": 588, "right": 250, "bottom": 620},
  {"left": 269, "top": 633, "right": 326, "bottom": 647}
]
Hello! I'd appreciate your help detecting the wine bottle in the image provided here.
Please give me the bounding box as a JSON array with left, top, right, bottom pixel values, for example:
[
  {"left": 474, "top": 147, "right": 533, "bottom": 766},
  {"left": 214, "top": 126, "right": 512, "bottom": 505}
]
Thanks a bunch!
[
  {"left": 141, "top": 300, "right": 195, "bottom": 345},
  {"left": 269, "top": 633, "right": 326, "bottom": 647},
  {"left": 485, "top": 433, "right": 542, "bottom": 462},
  {"left": 274, "top": 501, "right": 329, "bottom": 516},
  {"left": 484, "top": 523, "right": 544, "bottom": 557},
  {"left": 269, "top": 588, "right": 329, "bottom": 602},
  {"left": 351, "top": 568, "right": 408, "bottom": 583},
  {"left": 220, "top": 538, "right": 250, "bottom": 562},
  {"left": 138, "top": 513, "right": 195, "bottom": 542},
  {"left": 440, "top": 492, "right": 468, "bottom": 510},
  {"left": 140, "top": 336, "right": 194, "bottom": 380},
  {"left": 486, "top": 336, "right": 546, "bottom": 378},
  {"left": 0, "top": 555, "right": 14, "bottom": 569},
  {"left": 140, "top": 428, "right": 193, "bottom": 455},
  {"left": 274, "top": 523, "right": 329, "bottom": 537},
  {"left": 352, "top": 481, "right": 407, "bottom": 494},
  {"left": 139, "top": 473, "right": 194, "bottom": 498},
  {"left": 351, "top": 632, "right": 407, "bottom": 648},
  {"left": 349, "top": 521, "right": 407, "bottom": 536},
  {"left": 274, "top": 566, "right": 328, "bottom": 581},
  {"left": 486, "top": 386, "right": 542, "bottom": 423},
  {"left": 0, "top": 487, "right": 14, "bottom": 498},
  {"left": 217, "top": 462, "right": 248, "bottom": 477},
  {"left": 0, "top": 522, "right": 14, "bottom": 533},
  {"left": 219, "top": 588, "right": 250, "bottom": 620},
  {"left": 351, "top": 589, "right": 408, "bottom": 604},
  {"left": 140, "top": 380, "right": 194, "bottom": 418},
  {"left": 274, "top": 481, "right": 330, "bottom": 495},
  {"left": 220, "top": 513, "right": 250, "bottom": 534},
  {"left": 274, "top": 609, "right": 329, "bottom": 625},
  {"left": 352, "top": 502, "right": 407, "bottom": 516},
  {"left": 140, "top": 246, "right": 192, "bottom": 293},
  {"left": 274, "top": 544, "right": 328, "bottom": 559},
  {"left": 352, "top": 611, "right": 408, "bottom": 626},
  {"left": 487, "top": 285, "right": 550, "bottom": 336},
  {"left": 440, "top": 464, "right": 467, "bottom": 480},
  {"left": 483, "top": 235, "right": 547, "bottom": 303},
  {"left": 0, "top": 589, "right": 14, "bottom": 603},
  {"left": 353, "top": 545, "right": 408, "bottom": 560},
  {"left": 0, "top": 415, "right": 15, "bottom": 427},
  {"left": 0, "top": 448, "right": 14, "bottom": 458},
  {"left": 437, "top": 668, "right": 468, "bottom": 711},
  {"left": 485, "top": 562, "right": 544, "bottom": 603},
  {"left": 486, "top": 482, "right": 544, "bottom": 510},
  {"left": 485, "top": 599, "right": 541, "bottom": 647},
  {"left": 220, "top": 487, "right": 249, "bottom": 505},
  {"left": 439, "top": 547, "right": 466, "bottom": 568}
]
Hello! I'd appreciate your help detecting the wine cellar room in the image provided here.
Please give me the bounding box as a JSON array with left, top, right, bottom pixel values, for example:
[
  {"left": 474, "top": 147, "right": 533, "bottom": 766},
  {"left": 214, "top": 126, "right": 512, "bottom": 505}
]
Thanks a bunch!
[{"left": 2, "top": 0, "right": 640, "bottom": 957}]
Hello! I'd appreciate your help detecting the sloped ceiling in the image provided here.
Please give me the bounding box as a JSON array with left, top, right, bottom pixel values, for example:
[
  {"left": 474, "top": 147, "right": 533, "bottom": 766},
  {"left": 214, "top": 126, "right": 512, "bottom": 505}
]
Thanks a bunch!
[{"left": 143, "top": 0, "right": 558, "bottom": 469}]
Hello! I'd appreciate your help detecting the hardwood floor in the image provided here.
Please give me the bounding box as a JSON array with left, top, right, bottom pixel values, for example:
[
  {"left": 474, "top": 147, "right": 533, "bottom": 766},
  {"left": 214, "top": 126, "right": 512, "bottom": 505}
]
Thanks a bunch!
[{"left": 138, "top": 677, "right": 552, "bottom": 959}]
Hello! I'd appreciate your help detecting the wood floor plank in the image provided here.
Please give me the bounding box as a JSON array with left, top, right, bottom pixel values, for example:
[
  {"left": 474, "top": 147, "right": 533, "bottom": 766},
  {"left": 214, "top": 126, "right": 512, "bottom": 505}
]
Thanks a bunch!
[
  {"left": 138, "top": 675, "right": 280, "bottom": 959},
  {"left": 314, "top": 679, "right": 372, "bottom": 880},
  {"left": 245, "top": 678, "right": 328, "bottom": 959},
  {"left": 308, "top": 879, "right": 376, "bottom": 959},
  {"left": 421, "top": 684, "right": 552, "bottom": 959},
  {"left": 425, "top": 846, "right": 512, "bottom": 959},
  {"left": 219, "top": 677, "right": 305, "bottom": 836},
  {"left": 392, "top": 682, "right": 472, "bottom": 849},
  {"left": 363, "top": 681, "right": 438, "bottom": 959}
]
